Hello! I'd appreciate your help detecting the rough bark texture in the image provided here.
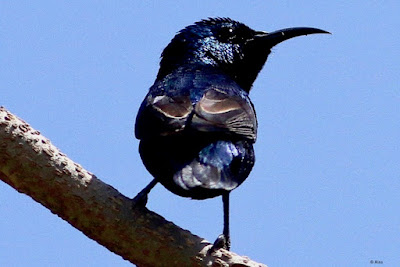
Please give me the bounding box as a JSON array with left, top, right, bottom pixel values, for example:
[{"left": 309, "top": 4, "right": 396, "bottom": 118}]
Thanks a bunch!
[{"left": 0, "top": 106, "right": 266, "bottom": 267}]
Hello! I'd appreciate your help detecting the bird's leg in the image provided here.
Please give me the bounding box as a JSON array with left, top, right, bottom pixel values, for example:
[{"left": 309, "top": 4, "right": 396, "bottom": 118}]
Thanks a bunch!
[
  {"left": 222, "top": 192, "right": 231, "bottom": 250},
  {"left": 211, "top": 192, "right": 231, "bottom": 251},
  {"left": 132, "top": 179, "right": 158, "bottom": 207}
]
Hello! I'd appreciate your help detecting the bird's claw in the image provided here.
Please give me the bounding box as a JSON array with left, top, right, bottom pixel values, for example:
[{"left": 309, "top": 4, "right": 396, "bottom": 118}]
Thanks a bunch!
[
  {"left": 210, "top": 234, "right": 230, "bottom": 252},
  {"left": 132, "top": 191, "right": 148, "bottom": 208}
]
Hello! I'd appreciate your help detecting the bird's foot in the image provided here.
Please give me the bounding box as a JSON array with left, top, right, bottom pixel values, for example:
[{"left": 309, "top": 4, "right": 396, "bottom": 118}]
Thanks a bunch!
[
  {"left": 210, "top": 234, "right": 230, "bottom": 252},
  {"left": 132, "top": 179, "right": 158, "bottom": 209},
  {"left": 132, "top": 191, "right": 148, "bottom": 208}
]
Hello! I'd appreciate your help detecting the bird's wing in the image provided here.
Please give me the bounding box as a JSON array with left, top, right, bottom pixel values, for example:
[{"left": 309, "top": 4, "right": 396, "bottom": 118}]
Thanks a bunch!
[
  {"left": 191, "top": 87, "right": 257, "bottom": 141},
  {"left": 135, "top": 92, "right": 193, "bottom": 139},
  {"left": 136, "top": 71, "right": 257, "bottom": 141},
  {"left": 135, "top": 86, "right": 257, "bottom": 141}
]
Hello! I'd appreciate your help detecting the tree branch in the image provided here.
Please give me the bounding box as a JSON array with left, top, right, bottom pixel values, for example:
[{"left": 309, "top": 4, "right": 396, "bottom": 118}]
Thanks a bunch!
[{"left": 0, "top": 106, "right": 266, "bottom": 267}]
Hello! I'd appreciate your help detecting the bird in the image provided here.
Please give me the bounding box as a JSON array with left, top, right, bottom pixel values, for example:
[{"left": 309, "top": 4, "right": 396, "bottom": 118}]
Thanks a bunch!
[{"left": 133, "top": 17, "right": 329, "bottom": 251}]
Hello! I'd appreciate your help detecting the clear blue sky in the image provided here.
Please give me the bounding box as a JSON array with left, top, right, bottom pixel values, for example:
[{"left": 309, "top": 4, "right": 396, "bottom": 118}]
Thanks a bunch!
[{"left": 1, "top": 1, "right": 399, "bottom": 266}]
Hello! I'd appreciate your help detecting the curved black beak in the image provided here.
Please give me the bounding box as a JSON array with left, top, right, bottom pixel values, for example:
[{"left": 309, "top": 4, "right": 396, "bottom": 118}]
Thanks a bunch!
[{"left": 254, "top": 27, "right": 330, "bottom": 47}]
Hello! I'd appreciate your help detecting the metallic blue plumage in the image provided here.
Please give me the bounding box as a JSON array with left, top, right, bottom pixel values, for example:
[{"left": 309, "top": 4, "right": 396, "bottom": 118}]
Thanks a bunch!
[{"left": 133, "top": 17, "right": 329, "bottom": 250}]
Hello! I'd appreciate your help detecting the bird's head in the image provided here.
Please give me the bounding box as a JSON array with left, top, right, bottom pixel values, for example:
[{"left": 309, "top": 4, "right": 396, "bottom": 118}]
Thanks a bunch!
[{"left": 157, "top": 18, "right": 329, "bottom": 92}]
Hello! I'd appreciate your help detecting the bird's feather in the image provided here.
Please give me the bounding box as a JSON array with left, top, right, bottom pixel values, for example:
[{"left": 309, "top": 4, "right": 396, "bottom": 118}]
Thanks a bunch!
[
  {"left": 135, "top": 66, "right": 257, "bottom": 141},
  {"left": 192, "top": 87, "right": 256, "bottom": 141}
]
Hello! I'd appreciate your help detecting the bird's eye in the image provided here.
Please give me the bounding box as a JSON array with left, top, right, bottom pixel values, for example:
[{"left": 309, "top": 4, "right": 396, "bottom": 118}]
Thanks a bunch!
[{"left": 216, "top": 27, "right": 235, "bottom": 42}]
